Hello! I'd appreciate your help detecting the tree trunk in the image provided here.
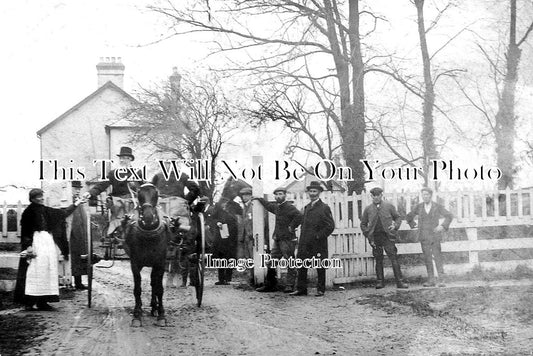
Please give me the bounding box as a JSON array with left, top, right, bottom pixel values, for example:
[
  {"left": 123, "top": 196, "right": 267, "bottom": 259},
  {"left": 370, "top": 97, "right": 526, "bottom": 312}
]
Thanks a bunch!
[
  {"left": 414, "top": 0, "right": 437, "bottom": 188},
  {"left": 346, "top": 0, "right": 366, "bottom": 194},
  {"left": 495, "top": 0, "right": 520, "bottom": 189},
  {"left": 325, "top": 0, "right": 365, "bottom": 194}
]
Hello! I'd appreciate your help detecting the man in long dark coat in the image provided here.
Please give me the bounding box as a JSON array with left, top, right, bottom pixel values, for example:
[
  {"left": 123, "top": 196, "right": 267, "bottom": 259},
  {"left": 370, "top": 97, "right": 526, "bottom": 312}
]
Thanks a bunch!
[
  {"left": 360, "top": 187, "right": 408, "bottom": 289},
  {"left": 207, "top": 199, "right": 242, "bottom": 285},
  {"left": 70, "top": 181, "right": 88, "bottom": 290},
  {"left": 14, "top": 189, "right": 84, "bottom": 310},
  {"left": 290, "top": 181, "right": 335, "bottom": 297},
  {"left": 406, "top": 187, "right": 453, "bottom": 287},
  {"left": 238, "top": 187, "right": 255, "bottom": 284}
]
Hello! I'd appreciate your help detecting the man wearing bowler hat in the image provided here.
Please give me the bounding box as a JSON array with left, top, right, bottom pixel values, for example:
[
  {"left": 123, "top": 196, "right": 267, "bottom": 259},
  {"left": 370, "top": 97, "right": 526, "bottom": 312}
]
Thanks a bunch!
[
  {"left": 70, "top": 181, "right": 89, "bottom": 289},
  {"left": 255, "top": 186, "right": 303, "bottom": 293},
  {"left": 83, "top": 146, "right": 144, "bottom": 239},
  {"left": 360, "top": 187, "right": 408, "bottom": 289},
  {"left": 290, "top": 181, "right": 335, "bottom": 297}
]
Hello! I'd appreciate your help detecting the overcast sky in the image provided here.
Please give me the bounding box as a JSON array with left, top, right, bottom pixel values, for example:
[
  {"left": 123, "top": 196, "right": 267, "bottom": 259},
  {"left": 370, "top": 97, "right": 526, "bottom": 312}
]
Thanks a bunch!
[
  {"left": 0, "top": 0, "right": 215, "bottom": 187},
  {"left": 1, "top": 0, "right": 531, "bottom": 191}
]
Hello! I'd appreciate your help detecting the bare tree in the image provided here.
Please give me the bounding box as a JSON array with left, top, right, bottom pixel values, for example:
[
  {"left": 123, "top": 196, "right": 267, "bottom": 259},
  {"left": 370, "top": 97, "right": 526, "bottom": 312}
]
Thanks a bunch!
[
  {"left": 453, "top": 0, "right": 533, "bottom": 189},
  {"left": 248, "top": 72, "right": 341, "bottom": 163},
  {"left": 493, "top": 0, "right": 533, "bottom": 189},
  {"left": 367, "top": 0, "right": 466, "bottom": 187},
  {"left": 124, "top": 69, "right": 240, "bottom": 200},
  {"left": 147, "top": 0, "right": 377, "bottom": 193}
]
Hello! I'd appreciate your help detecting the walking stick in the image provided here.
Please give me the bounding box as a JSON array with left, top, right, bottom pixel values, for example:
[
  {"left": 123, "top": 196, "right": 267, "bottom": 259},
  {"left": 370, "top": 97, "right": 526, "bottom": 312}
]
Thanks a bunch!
[{"left": 86, "top": 203, "right": 93, "bottom": 308}]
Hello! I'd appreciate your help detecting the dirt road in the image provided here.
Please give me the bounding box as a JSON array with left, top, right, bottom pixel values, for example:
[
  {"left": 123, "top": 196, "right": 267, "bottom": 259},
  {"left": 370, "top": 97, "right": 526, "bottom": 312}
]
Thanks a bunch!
[{"left": 3, "top": 261, "right": 533, "bottom": 355}]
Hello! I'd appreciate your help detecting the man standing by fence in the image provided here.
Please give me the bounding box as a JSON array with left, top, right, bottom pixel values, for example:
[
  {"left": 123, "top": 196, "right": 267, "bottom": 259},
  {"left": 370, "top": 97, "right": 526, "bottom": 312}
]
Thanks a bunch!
[
  {"left": 290, "top": 181, "right": 334, "bottom": 297},
  {"left": 406, "top": 187, "right": 453, "bottom": 287},
  {"left": 255, "top": 186, "right": 303, "bottom": 293},
  {"left": 238, "top": 187, "right": 255, "bottom": 285},
  {"left": 361, "top": 187, "right": 408, "bottom": 289}
]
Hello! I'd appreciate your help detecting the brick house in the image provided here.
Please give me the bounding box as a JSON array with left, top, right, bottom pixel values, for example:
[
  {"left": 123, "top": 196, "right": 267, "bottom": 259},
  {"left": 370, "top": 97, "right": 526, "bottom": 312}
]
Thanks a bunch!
[{"left": 36, "top": 58, "right": 162, "bottom": 206}]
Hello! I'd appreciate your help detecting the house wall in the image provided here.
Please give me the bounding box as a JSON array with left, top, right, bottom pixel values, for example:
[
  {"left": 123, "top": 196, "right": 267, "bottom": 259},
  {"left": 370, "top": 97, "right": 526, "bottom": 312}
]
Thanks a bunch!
[{"left": 40, "top": 87, "right": 133, "bottom": 206}]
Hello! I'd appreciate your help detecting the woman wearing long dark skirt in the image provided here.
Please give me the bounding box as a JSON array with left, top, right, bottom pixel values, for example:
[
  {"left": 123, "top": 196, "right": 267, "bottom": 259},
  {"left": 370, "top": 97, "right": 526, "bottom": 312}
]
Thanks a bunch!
[{"left": 14, "top": 188, "right": 85, "bottom": 311}]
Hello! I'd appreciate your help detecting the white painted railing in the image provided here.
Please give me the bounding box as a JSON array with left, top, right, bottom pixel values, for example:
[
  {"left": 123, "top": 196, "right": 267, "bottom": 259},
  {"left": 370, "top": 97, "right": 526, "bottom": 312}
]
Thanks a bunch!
[
  {"left": 1, "top": 201, "right": 27, "bottom": 242},
  {"left": 264, "top": 188, "right": 533, "bottom": 286}
]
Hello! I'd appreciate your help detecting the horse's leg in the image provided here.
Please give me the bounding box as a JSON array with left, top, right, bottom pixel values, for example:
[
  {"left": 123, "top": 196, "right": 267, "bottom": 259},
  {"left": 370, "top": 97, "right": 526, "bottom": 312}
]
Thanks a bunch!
[
  {"left": 152, "top": 264, "right": 166, "bottom": 326},
  {"left": 150, "top": 267, "right": 158, "bottom": 316},
  {"left": 131, "top": 262, "right": 143, "bottom": 327}
]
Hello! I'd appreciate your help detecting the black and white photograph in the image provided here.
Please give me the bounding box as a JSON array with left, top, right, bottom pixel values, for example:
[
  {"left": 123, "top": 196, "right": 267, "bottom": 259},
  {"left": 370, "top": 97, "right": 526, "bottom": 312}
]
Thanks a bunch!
[{"left": 1, "top": 1, "right": 533, "bottom": 355}]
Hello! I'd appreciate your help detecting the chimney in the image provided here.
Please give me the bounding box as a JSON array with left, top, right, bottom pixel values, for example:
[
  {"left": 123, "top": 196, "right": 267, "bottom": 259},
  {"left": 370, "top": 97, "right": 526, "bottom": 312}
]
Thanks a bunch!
[
  {"left": 169, "top": 67, "right": 182, "bottom": 97},
  {"left": 96, "top": 57, "right": 125, "bottom": 89},
  {"left": 169, "top": 67, "right": 182, "bottom": 114}
]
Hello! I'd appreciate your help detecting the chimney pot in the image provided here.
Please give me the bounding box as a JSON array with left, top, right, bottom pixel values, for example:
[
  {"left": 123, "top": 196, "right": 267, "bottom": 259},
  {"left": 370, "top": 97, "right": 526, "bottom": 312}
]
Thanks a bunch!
[{"left": 96, "top": 57, "right": 125, "bottom": 89}]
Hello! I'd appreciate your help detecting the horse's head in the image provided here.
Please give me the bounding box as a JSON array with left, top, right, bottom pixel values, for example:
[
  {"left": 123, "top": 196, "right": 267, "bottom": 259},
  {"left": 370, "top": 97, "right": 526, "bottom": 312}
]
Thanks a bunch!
[
  {"left": 220, "top": 177, "right": 252, "bottom": 201},
  {"left": 138, "top": 183, "right": 159, "bottom": 229}
]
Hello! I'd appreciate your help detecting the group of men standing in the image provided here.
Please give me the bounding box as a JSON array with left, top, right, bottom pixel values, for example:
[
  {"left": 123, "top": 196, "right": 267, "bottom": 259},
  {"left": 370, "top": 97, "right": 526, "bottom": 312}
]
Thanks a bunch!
[
  {"left": 236, "top": 181, "right": 335, "bottom": 296},
  {"left": 361, "top": 186, "right": 453, "bottom": 289},
  {"left": 15, "top": 145, "right": 454, "bottom": 310},
  {"left": 238, "top": 183, "right": 453, "bottom": 294}
]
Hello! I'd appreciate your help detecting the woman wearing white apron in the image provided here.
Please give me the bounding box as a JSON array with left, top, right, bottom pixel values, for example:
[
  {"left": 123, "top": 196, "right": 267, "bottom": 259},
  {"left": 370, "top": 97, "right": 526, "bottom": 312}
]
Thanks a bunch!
[{"left": 14, "top": 188, "right": 85, "bottom": 311}]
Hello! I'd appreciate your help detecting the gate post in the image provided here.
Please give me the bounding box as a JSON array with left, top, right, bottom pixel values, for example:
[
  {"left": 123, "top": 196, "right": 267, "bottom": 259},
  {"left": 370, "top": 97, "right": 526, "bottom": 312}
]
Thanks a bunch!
[{"left": 252, "top": 155, "right": 266, "bottom": 285}]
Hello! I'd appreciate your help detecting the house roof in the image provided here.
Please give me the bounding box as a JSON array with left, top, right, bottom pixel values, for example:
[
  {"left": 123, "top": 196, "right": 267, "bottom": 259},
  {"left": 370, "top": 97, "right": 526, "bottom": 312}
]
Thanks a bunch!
[
  {"left": 106, "top": 118, "right": 135, "bottom": 128},
  {"left": 36, "top": 81, "right": 138, "bottom": 137}
]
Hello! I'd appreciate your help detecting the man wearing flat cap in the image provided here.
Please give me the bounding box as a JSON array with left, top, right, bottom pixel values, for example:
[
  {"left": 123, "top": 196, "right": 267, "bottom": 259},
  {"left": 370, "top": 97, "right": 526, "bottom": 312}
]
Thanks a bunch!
[
  {"left": 83, "top": 146, "right": 144, "bottom": 239},
  {"left": 360, "top": 187, "right": 408, "bottom": 289},
  {"left": 255, "top": 186, "right": 303, "bottom": 292},
  {"left": 239, "top": 187, "right": 254, "bottom": 261},
  {"left": 290, "top": 181, "right": 334, "bottom": 297},
  {"left": 238, "top": 187, "right": 255, "bottom": 285}
]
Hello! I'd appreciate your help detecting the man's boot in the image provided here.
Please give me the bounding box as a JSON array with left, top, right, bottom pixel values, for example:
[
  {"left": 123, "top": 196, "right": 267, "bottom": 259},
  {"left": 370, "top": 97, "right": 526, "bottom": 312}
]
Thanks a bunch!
[
  {"left": 423, "top": 255, "right": 435, "bottom": 287},
  {"left": 375, "top": 259, "right": 385, "bottom": 289},
  {"left": 423, "top": 277, "right": 436, "bottom": 287},
  {"left": 391, "top": 258, "right": 408, "bottom": 289},
  {"left": 74, "top": 276, "right": 87, "bottom": 290},
  {"left": 256, "top": 268, "right": 278, "bottom": 292},
  {"left": 249, "top": 269, "right": 255, "bottom": 286},
  {"left": 215, "top": 269, "right": 228, "bottom": 285}
]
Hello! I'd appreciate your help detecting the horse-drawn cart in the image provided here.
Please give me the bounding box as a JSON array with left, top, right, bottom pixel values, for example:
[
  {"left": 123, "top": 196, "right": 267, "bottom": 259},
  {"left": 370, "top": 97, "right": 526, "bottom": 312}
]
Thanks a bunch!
[{"left": 85, "top": 192, "right": 207, "bottom": 310}]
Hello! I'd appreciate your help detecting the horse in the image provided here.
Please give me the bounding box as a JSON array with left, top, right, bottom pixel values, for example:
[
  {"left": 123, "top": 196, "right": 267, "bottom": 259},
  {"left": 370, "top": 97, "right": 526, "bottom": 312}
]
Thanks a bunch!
[
  {"left": 220, "top": 177, "right": 252, "bottom": 203},
  {"left": 121, "top": 183, "right": 169, "bottom": 327}
]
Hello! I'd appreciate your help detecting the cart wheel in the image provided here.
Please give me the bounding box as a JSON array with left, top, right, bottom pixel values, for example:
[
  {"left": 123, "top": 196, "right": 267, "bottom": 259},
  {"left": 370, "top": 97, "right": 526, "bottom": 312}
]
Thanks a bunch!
[{"left": 195, "top": 213, "right": 206, "bottom": 307}]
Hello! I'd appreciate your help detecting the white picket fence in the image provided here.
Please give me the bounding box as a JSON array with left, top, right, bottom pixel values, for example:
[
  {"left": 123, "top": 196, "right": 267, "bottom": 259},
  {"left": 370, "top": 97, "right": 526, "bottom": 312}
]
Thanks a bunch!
[
  {"left": 5, "top": 188, "right": 533, "bottom": 287},
  {"left": 264, "top": 188, "right": 533, "bottom": 286},
  {"left": 0, "top": 201, "right": 74, "bottom": 289}
]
